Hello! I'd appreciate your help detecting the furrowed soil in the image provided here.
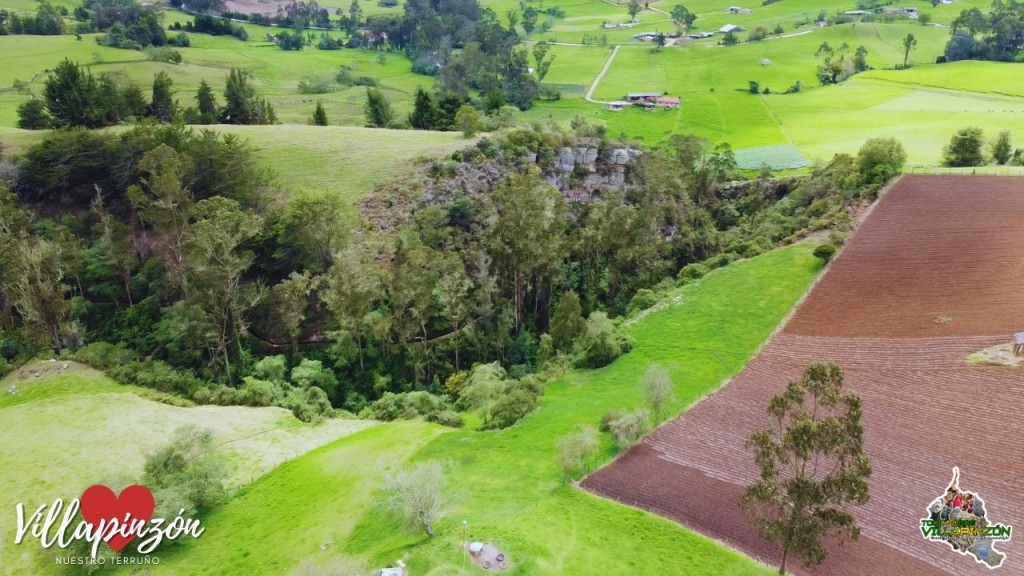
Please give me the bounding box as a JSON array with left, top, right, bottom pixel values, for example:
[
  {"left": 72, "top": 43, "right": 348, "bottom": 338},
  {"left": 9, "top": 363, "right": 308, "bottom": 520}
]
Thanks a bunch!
[{"left": 584, "top": 175, "right": 1024, "bottom": 576}]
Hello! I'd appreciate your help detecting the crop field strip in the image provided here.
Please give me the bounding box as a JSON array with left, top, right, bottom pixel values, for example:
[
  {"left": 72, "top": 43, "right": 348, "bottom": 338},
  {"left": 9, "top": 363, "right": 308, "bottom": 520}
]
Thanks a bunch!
[{"left": 584, "top": 175, "right": 1024, "bottom": 576}]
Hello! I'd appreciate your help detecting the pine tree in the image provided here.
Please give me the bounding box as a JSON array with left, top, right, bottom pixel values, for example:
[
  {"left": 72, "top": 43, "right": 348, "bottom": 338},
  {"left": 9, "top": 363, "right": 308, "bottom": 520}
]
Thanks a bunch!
[
  {"left": 220, "top": 68, "right": 276, "bottom": 125},
  {"left": 43, "top": 58, "right": 102, "bottom": 128},
  {"left": 221, "top": 68, "right": 256, "bottom": 124},
  {"left": 196, "top": 79, "right": 217, "bottom": 124},
  {"left": 364, "top": 87, "right": 394, "bottom": 127},
  {"left": 149, "top": 71, "right": 177, "bottom": 122},
  {"left": 408, "top": 87, "right": 438, "bottom": 129},
  {"left": 312, "top": 100, "right": 328, "bottom": 126}
]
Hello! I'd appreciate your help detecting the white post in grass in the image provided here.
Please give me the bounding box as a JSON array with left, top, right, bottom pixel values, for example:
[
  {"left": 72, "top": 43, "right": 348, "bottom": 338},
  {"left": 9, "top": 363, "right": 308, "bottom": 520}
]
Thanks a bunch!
[{"left": 462, "top": 519, "right": 468, "bottom": 571}]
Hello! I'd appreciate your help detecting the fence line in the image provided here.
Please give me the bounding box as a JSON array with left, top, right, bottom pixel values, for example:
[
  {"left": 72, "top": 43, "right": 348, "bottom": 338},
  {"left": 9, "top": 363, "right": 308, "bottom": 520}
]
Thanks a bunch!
[{"left": 906, "top": 166, "right": 1024, "bottom": 176}]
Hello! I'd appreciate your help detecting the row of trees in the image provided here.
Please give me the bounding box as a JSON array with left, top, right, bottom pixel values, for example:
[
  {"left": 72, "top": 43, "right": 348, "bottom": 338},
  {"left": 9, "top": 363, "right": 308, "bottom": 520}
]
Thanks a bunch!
[
  {"left": 943, "top": 127, "right": 1019, "bottom": 167},
  {"left": 17, "top": 60, "right": 276, "bottom": 129},
  {"left": 0, "top": 2, "right": 64, "bottom": 35}
]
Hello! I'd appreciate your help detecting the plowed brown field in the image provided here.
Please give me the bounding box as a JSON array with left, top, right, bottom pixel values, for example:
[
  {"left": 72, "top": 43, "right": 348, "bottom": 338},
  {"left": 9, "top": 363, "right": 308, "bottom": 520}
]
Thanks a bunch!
[{"left": 584, "top": 176, "right": 1024, "bottom": 576}]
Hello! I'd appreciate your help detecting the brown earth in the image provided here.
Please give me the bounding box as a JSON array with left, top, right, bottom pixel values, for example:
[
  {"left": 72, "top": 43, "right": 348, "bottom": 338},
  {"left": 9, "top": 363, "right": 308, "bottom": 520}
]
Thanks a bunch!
[{"left": 584, "top": 176, "right": 1024, "bottom": 576}]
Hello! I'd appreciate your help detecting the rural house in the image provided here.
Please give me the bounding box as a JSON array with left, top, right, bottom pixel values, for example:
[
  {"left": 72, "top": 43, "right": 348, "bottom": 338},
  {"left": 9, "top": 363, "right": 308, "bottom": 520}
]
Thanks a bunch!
[
  {"left": 719, "top": 24, "right": 743, "bottom": 33},
  {"left": 727, "top": 6, "right": 753, "bottom": 14}
]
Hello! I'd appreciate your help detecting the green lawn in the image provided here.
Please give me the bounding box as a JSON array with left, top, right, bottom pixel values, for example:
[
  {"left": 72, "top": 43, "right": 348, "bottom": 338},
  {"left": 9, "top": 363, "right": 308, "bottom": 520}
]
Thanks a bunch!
[
  {"left": 0, "top": 363, "right": 374, "bottom": 576},
  {"left": 215, "top": 125, "right": 473, "bottom": 203},
  {"left": 149, "top": 421, "right": 447, "bottom": 575}
]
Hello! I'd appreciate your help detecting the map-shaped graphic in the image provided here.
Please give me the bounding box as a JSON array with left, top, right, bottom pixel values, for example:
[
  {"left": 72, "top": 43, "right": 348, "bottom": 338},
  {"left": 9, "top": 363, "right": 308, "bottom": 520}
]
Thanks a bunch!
[{"left": 920, "top": 467, "right": 1012, "bottom": 569}]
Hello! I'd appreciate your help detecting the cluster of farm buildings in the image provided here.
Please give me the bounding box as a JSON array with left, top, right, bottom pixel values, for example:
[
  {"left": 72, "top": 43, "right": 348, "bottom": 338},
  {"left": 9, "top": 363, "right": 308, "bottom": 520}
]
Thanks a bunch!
[{"left": 607, "top": 93, "right": 681, "bottom": 111}]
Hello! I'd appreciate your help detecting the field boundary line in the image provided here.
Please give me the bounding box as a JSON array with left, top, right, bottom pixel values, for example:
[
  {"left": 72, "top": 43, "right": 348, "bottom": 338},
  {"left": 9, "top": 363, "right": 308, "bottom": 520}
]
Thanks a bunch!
[
  {"left": 757, "top": 92, "right": 795, "bottom": 145},
  {"left": 585, "top": 44, "right": 621, "bottom": 104},
  {"left": 642, "top": 183, "right": 899, "bottom": 427}
]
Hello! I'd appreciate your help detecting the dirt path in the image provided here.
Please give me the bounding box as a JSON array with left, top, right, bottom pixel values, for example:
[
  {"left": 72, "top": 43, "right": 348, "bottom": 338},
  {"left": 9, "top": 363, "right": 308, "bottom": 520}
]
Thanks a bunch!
[{"left": 585, "top": 45, "right": 621, "bottom": 104}]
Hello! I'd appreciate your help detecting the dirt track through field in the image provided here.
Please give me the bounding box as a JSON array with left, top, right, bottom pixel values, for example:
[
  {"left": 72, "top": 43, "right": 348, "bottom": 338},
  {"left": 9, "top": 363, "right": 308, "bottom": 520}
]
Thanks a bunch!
[{"left": 584, "top": 176, "right": 1024, "bottom": 576}]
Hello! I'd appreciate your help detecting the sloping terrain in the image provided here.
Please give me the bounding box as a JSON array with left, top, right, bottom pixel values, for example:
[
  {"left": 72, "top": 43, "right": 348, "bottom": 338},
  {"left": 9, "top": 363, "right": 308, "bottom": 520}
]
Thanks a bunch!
[{"left": 585, "top": 175, "right": 1024, "bottom": 576}]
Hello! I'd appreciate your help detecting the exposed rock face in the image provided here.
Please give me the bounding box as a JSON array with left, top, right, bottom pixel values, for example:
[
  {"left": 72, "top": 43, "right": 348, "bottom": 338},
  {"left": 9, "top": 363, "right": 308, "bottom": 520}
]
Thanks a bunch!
[
  {"left": 361, "top": 138, "right": 644, "bottom": 232},
  {"left": 421, "top": 140, "right": 642, "bottom": 207},
  {"left": 541, "top": 143, "right": 640, "bottom": 204}
]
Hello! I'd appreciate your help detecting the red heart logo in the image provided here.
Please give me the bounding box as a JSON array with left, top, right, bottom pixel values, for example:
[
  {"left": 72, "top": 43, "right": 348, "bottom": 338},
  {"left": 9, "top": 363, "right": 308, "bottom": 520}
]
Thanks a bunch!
[{"left": 79, "top": 485, "right": 155, "bottom": 553}]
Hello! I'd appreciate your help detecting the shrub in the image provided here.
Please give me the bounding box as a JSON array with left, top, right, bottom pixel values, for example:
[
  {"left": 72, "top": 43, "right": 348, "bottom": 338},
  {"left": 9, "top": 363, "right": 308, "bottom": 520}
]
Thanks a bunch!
[
  {"left": 442, "top": 371, "right": 469, "bottom": 399},
  {"left": 856, "top": 137, "right": 906, "bottom": 184},
  {"left": 813, "top": 244, "right": 837, "bottom": 263},
  {"left": 297, "top": 77, "right": 335, "bottom": 94},
  {"left": 143, "top": 425, "right": 227, "bottom": 511},
  {"left": 253, "top": 354, "right": 287, "bottom": 383},
  {"left": 145, "top": 46, "right": 183, "bottom": 64},
  {"left": 485, "top": 389, "right": 538, "bottom": 429},
  {"left": 943, "top": 126, "right": 985, "bottom": 167},
  {"left": 404, "top": 390, "right": 443, "bottom": 416},
  {"left": 426, "top": 410, "right": 465, "bottom": 428},
  {"left": 608, "top": 409, "right": 650, "bottom": 449},
  {"left": 285, "top": 386, "right": 332, "bottom": 423},
  {"left": 600, "top": 409, "right": 625, "bottom": 432},
  {"left": 704, "top": 252, "right": 739, "bottom": 269},
  {"left": 73, "top": 341, "right": 137, "bottom": 369},
  {"left": 290, "top": 359, "right": 339, "bottom": 399},
  {"left": 677, "top": 262, "right": 709, "bottom": 281},
  {"left": 369, "top": 392, "right": 405, "bottom": 421},
  {"left": 108, "top": 360, "right": 204, "bottom": 396},
  {"left": 626, "top": 288, "right": 659, "bottom": 316},
  {"left": 240, "top": 376, "right": 281, "bottom": 406},
  {"left": 576, "top": 312, "right": 632, "bottom": 369}
]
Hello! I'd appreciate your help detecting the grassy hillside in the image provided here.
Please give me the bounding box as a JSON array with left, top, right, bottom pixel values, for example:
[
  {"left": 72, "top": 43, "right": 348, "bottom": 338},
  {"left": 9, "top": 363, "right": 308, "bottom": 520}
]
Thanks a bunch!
[
  {"left": 213, "top": 125, "right": 472, "bottom": 203},
  {"left": 149, "top": 241, "right": 822, "bottom": 575},
  {"left": 0, "top": 363, "right": 374, "bottom": 576},
  {"left": 151, "top": 421, "right": 447, "bottom": 575},
  {"left": 0, "top": 124, "right": 471, "bottom": 207}
]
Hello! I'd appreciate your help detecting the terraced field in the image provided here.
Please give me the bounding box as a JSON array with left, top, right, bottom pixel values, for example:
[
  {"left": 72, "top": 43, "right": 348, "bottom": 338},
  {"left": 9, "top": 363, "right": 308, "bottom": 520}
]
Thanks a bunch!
[{"left": 585, "top": 175, "right": 1024, "bottom": 575}]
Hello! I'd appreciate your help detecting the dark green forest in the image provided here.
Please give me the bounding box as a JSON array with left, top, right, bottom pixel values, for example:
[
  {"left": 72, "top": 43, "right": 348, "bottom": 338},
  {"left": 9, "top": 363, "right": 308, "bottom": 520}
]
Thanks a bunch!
[{"left": 0, "top": 123, "right": 904, "bottom": 426}]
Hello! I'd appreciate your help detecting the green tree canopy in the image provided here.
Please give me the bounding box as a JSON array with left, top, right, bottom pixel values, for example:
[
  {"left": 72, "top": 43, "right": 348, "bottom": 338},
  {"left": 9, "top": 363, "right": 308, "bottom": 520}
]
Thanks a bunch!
[{"left": 742, "top": 362, "right": 871, "bottom": 574}]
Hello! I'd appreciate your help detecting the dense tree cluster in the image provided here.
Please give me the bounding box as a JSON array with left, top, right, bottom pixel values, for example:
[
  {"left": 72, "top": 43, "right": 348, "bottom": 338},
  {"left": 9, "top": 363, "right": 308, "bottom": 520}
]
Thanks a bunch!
[
  {"left": 0, "top": 123, "right": 892, "bottom": 425},
  {"left": 17, "top": 61, "right": 275, "bottom": 129},
  {"left": 170, "top": 14, "right": 248, "bottom": 41},
  {"left": 943, "top": 2, "right": 1024, "bottom": 62},
  {"left": 815, "top": 42, "right": 869, "bottom": 84},
  {"left": 0, "top": 2, "right": 64, "bottom": 35},
  {"left": 72, "top": 0, "right": 168, "bottom": 49}
]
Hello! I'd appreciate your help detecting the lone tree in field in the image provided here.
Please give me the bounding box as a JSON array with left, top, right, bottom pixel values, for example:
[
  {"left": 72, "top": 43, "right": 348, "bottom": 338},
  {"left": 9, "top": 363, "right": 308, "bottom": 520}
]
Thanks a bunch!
[
  {"left": 382, "top": 461, "right": 446, "bottom": 537},
  {"left": 741, "top": 362, "right": 871, "bottom": 575},
  {"left": 557, "top": 425, "right": 599, "bottom": 482},
  {"left": 901, "top": 33, "right": 917, "bottom": 68},
  {"left": 627, "top": 0, "right": 642, "bottom": 19},
  {"left": 943, "top": 126, "right": 985, "bottom": 167},
  {"left": 311, "top": 100, "right": 328, "bottom": 126},
  {"left": 640, "top": 364, "right": 674, "bottom": 423}
]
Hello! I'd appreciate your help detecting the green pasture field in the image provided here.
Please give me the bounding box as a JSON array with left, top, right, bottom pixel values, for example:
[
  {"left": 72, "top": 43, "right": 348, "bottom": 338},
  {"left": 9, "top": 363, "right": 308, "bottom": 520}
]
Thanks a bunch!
[
  {"left": 144, "top": 242, "right": 820, "bottom": 575},
  {"left": 768, "top": 75, "right": 1024, "bottom": 165},
  {"left": 150, "top": 420, "right": 448, "bottom": 575},
  {"left": 0, "top": 23, "right": 431, "bottom": 127},
  {"left": 213, "top": 124, "right": 472, "bottom": 202},
  {"left": 525, "top": 20, "right": 1024, "bottom": 166},
  {"left": 0, "top": 123, "right": 470, "bottom": 207},
  {"left": 0, "top": 362, "right": 374, "bottom": 576}
]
